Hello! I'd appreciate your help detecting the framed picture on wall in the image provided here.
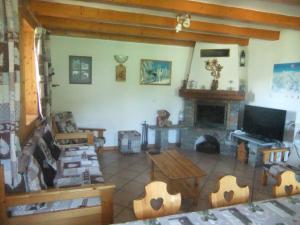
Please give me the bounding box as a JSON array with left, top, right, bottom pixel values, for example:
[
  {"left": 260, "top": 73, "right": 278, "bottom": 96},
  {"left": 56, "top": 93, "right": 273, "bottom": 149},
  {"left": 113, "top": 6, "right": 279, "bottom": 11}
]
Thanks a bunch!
[
  {"left": 69, "top": 56, "right": 92, "bottom": 84},
  {"left": 140, "top": 59, "right": 172, "bottom": 85}
]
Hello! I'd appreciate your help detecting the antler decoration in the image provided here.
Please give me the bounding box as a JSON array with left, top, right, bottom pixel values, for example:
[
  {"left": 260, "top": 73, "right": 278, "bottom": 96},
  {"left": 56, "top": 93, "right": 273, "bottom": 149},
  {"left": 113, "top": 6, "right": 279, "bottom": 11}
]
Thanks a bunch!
[{"left": 205, "top": 59, "right": 223, "bottom": 80}]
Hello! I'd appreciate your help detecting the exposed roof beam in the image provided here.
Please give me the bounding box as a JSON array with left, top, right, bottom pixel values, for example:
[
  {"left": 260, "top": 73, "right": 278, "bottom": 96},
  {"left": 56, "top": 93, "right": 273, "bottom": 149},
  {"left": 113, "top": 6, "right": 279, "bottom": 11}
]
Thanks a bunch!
[
  {"left": 51, "top": 29, "right": 196, "bottom": 47},
  {"left": 90, "top": 0, "right": 300, "bottom": 30},
  {"left": 37, "top": 16, "right": 249, "bottom": 46},
  {"left": 30, "top": 1, "right": 280, "bottom": 40}
]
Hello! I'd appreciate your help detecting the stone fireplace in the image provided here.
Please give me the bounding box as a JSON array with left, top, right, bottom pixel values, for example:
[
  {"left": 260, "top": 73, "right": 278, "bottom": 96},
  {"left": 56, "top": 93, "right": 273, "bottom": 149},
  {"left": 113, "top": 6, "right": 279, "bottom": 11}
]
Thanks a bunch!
[{"left": 179, "top": 88, "right": 244, "bottom": 155}]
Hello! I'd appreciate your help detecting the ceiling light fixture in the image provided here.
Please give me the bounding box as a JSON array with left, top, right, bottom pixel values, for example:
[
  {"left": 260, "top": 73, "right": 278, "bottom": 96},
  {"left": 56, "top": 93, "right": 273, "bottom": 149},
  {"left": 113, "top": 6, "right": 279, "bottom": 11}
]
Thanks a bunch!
[{"left": 175, "top": 14, "right": 191, "bottom": 33}]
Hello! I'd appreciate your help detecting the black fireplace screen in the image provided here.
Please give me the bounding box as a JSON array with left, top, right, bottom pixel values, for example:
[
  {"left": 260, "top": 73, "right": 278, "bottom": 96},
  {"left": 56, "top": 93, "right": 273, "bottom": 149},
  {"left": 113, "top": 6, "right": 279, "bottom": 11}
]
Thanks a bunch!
[{"left": 195, "top": 103, "right": 227, "bottom": 128}]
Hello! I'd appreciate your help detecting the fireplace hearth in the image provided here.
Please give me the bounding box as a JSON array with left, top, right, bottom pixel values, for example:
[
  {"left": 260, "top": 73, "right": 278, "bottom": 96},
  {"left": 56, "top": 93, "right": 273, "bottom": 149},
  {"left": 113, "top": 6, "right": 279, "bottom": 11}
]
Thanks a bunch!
[{"left": 195, "top": 135, "right": 220, "bottom": 154}]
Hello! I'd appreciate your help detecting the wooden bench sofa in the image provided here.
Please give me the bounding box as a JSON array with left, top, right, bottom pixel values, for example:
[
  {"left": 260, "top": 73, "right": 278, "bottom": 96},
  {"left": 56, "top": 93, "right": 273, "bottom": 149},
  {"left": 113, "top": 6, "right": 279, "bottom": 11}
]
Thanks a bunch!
[{"left": 0, "top": 122, "right": 115, "bottom": 225}]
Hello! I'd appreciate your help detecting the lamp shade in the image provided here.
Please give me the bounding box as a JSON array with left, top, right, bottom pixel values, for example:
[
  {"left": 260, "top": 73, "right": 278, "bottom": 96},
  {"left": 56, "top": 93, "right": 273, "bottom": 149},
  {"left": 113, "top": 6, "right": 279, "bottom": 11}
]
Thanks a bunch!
[{"left": 114, "top": 55, "right": 128, "bottom": 64}]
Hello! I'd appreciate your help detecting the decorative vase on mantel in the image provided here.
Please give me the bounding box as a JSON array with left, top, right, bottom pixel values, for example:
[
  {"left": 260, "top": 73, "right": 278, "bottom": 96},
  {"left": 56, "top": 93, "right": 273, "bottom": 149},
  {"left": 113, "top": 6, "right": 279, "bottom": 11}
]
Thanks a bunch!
[
  {"left": 205, "top": 59, "right": 223, "bottom": 90},
  {"left": 211, "top": 79, "right": 218, "bottom": 90}
]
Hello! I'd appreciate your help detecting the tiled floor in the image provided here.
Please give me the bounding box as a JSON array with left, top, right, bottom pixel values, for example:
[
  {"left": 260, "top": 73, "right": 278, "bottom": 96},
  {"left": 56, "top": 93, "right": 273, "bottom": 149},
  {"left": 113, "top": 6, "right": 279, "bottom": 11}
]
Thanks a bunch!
[{"left": 99, "top": 149, "right": 275, "bottom": 223}]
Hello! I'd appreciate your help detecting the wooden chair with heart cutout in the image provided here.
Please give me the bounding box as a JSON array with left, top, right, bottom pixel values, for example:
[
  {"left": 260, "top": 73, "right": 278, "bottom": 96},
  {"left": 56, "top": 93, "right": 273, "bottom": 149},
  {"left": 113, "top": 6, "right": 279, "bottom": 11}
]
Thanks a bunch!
[
  {"left": 273, "top": 170, "right": 300, "bottom": 197},
  {"left": 210, "top": 175, "right": 250, "bottom": 208},
  {"left": 133, "top": 181, "right": 181, "bottom": 219},
  {"left": 261, "top": 148, "right": 290, "bottom": 186}
]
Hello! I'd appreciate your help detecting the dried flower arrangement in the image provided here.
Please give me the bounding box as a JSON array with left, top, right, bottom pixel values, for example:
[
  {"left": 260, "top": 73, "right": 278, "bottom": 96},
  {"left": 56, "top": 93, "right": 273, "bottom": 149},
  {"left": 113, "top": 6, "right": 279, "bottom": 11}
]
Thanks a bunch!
[{"left": 205, "top": 59, "right": 223, "bottom": 90}]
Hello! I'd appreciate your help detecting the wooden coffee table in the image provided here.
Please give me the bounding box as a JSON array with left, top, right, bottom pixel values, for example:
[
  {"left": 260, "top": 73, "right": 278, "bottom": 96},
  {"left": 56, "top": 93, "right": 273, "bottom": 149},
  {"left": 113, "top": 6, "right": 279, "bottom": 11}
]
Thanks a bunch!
[{"left": 147, "top": 150, "right": 206, "bottom": 204}]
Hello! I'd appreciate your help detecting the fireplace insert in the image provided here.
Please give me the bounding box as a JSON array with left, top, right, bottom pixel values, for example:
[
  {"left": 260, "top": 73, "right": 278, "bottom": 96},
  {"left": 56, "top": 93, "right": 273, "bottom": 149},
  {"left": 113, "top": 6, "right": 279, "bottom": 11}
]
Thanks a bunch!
[{"left": 195, "top": 103, "right": 227, "bottom": 129}]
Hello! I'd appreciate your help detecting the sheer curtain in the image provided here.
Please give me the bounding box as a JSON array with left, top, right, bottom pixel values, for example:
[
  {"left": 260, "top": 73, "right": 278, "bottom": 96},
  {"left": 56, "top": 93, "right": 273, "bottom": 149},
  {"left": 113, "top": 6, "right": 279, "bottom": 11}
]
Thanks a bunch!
[{"left": 34, "top": 27, "right": 54, "bottom": 124}]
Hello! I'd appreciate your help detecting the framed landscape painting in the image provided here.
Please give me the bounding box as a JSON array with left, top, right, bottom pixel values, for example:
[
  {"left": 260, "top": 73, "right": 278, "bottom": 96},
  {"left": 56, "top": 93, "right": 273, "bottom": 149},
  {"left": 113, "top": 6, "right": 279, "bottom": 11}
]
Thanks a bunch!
[
  {"left": 272, "top": 62, "right": 300, "bottom": 95},
  {"left": 69, "top": 56, "right": 92, "bottom": 84},
  {"left": 140, "top": 59, "right": 172, "bottom": 85}
]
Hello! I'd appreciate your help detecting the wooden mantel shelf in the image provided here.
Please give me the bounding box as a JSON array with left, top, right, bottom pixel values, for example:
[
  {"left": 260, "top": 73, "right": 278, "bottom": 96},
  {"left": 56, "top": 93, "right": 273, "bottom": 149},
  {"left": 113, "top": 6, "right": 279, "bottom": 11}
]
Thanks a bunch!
[{"left": 179, "top": 88, "right": 245, "bottom": 101}]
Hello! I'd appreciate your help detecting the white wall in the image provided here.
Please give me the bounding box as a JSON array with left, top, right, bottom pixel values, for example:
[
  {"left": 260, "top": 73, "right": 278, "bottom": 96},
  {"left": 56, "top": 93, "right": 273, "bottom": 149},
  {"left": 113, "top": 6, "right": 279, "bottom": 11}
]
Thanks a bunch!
[
  {"left": 50, "top": 36, "right": 193, "bottom": 146},
  {"left": 247, "top": 29, "right": 300, "bottom": 161},
  {"left": 188, "top": 42, "right": 240, "bottom": 90},
  {"left": 247, "top": 30, "right": 300, "bottom": 128}
]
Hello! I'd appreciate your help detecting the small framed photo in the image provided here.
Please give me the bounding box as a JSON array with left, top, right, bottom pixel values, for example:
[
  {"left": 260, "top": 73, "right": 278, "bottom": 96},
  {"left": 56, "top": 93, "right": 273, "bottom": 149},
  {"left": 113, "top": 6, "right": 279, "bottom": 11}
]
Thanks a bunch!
[
  {"left": 140, "top": 59, "right": 172, "bottom": 85},
  {"left": 69, "top": 56, "right": 92, "bottom": 84}
]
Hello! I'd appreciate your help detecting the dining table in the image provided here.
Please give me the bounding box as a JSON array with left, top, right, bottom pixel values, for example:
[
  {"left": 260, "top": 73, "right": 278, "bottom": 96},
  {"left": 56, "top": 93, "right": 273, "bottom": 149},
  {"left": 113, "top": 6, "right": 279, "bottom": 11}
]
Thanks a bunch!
[{"left": 114, "top": 194, "right": 300, "bottom": 225}]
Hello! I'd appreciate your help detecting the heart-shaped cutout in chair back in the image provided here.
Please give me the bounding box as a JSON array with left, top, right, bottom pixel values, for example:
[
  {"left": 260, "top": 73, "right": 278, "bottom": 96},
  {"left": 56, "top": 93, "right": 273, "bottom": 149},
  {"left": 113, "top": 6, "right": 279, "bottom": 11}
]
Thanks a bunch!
[
  {"left": 224, "top": 190, "right": 234, "bottom": 203},
  {"left": 285, "top": 185, "right": 294, "bottom": 195},
  {"left": 150, "top": 197, "right": 164, "bottom": 211}
]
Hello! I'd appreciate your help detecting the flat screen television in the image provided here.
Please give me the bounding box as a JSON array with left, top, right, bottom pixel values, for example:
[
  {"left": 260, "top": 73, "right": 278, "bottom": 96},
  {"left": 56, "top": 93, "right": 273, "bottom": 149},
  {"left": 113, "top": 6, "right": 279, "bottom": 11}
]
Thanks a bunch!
[{"left": 242, "top": 105, "right": 286, "bottom": 141}]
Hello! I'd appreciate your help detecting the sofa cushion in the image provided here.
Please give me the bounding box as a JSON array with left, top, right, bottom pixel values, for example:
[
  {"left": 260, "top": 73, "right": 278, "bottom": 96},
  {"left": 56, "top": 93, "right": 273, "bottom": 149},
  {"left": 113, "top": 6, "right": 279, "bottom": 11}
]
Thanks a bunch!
[
  {"left": 33, "top": 144, "right": 57, "bottom": 187},
  {"left": 37, "top": 137, "right": 58, "bottom": 170},
  {"left": 42, "top": 129, "right": 61, "bottom": 160},
  {"left": 55, "top": 145, "right": 104, "bottom": 187},
  {"left": 25, "top": 156, "right": 47, "bottom": 192},
  {"left": 18, "top": 135, "right": 38, "bottom": 174},
  {"left": 9, "top": 197, "right": 101, "bottom": 217},
  {"left": 54, "top": 112, "right": 77, "bottom": 133},
  {"left": 60, "top": 145, "right": 96, "bottom": 157}
]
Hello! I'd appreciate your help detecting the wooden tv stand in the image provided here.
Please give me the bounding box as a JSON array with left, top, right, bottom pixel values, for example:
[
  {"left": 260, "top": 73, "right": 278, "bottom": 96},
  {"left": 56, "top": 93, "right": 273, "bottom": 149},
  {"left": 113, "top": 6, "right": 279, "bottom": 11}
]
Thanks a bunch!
[{"left": 231, "top": 133, "right": 276, "bottom": 167}]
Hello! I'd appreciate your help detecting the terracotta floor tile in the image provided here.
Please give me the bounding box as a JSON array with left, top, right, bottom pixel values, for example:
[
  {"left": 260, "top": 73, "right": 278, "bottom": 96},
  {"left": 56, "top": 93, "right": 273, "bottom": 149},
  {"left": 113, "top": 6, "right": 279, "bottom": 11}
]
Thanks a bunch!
[
  {"left": 107, "top": 175, "right": 131, "bottom": 190},
  {"left": 117, "top": 170, "right": 141, "bottom": 180},
  {"left": 121, "top": 180, "right": 146, "bottom": 195},
  {"left": 114, "top": 203, "right": 126, "bottom": 217},
  {"left": 114, "top": 190, "right": 138, "bottom": 207},
  {"left": 114, "top": 208, "right": 137, "bottom": 224}
]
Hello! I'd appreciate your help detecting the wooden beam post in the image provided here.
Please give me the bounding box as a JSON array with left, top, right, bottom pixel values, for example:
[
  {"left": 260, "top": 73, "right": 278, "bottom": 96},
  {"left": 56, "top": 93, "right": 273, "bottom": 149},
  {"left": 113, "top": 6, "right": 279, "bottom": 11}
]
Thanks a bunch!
[{"left": 0, "top": 166, "right": 8, "bottom": 225}]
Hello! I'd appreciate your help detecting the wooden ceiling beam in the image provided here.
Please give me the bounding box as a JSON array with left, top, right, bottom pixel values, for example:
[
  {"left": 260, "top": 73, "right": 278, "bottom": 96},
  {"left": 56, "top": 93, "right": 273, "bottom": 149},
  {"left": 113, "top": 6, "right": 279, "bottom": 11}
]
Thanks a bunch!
[
  {"left": 20, "top": 0, "right": 40, "bottom": 28},
  {"left": 50, "top": 29, "right": 196, "bottom": 47},
  {"left": 30, "top": 1, "right": 279, "bottom": 40},
  {"left": 37, "top": 16, "right": 249, "bottom": 46},
  {"left": 91, "top": 0, "right": 300, "bottom": 30}
]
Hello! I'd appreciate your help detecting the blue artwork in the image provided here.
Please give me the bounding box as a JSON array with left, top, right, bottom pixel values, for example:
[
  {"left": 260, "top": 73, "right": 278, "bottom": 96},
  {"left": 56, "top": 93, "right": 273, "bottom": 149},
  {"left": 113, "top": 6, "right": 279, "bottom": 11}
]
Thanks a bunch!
[
  {"left": 140, "top": 59, "right": 171, "bottom": 85},
  {"left": 272, "top": 62, "right": 300, "bottom": 94}
]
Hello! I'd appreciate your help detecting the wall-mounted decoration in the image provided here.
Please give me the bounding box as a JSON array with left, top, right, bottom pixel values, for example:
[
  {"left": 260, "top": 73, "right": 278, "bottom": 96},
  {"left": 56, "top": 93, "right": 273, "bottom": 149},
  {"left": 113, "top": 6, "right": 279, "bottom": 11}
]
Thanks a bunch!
[
  {"left": 272, "top": 62, "right": 300, "bottom": 95},
  {"left": 200, "top": 49, "right": 230, "bottom": 57},
  {"left": 69, "top": 56, "right": 92, "bottom": 84},
  {"left": 240, "top": 50, "right": 246, "bottom": 67},
  {"left": 114, "top": 55, "right": 128, "bottom": 81},
  {"left": 140, "top": 59, "right": 171, "bottom": 85},
  {"left": 205, "top": 59, "right": 223, "bottom": 90},
  {"left": 175, "top": 14, "right": 191, "bottom": 33}
]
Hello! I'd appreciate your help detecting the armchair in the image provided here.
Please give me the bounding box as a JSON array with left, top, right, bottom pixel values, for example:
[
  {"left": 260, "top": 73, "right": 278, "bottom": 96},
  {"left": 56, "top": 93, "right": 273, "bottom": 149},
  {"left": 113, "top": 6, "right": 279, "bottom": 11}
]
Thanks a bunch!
[{"left": 52, "top": 112, "right": 106, "bottom": 149}]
